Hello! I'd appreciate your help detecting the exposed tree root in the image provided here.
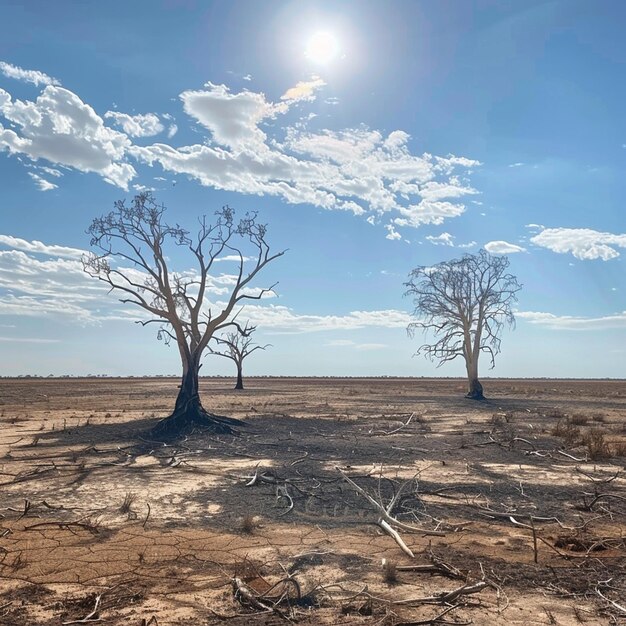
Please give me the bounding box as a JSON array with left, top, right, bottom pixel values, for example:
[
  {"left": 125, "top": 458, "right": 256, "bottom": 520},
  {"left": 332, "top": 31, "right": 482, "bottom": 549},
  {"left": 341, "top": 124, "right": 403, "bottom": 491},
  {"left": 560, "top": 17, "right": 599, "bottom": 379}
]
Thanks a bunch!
[{"left": 149, "top": 405, "right": 246, "bottom": 440}]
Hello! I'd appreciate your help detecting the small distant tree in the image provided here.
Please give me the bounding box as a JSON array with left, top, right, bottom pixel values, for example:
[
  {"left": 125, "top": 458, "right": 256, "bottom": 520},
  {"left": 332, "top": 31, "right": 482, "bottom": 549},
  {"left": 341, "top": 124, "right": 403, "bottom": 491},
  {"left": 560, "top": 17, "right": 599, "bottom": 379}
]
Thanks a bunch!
[
  {"left": 405, "top": 249, "right": 521, "bottom": 400},
  {"left": 211, "top": 326, "right": 270, "bottom": 390},
  {"left": 83, "top": 193, "right": 284, "bottom": 437}
]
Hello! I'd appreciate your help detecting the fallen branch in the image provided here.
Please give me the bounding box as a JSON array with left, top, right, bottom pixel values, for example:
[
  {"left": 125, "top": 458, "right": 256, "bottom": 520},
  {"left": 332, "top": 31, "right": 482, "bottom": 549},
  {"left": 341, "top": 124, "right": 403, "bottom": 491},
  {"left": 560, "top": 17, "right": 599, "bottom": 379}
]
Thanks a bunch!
[
  {"left": 396, "top": 581, "right": 488, "bottom": 606},
  {"left": 379, "top": 519, "right": 414, "bottom": 558},
  {"left": 336, "top": 467, "right": 445, "bottom": 540},
  {"left": 369, "top": 413, "right": 416, "bottom": 436}
]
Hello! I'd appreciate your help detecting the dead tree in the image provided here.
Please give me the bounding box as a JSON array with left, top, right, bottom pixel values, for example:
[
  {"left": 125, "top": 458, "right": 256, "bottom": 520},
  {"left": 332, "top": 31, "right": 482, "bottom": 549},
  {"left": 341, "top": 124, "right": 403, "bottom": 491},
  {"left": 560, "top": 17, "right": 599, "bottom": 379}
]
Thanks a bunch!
[
  {"left": 83, "top": 193, "right": 284, "bottom": 436},
  {"left": 405, "top": 249, "right": 521, "bottom": 400},
  {"left": 211, "top": 327, "right": 270, "bottom": 390}
]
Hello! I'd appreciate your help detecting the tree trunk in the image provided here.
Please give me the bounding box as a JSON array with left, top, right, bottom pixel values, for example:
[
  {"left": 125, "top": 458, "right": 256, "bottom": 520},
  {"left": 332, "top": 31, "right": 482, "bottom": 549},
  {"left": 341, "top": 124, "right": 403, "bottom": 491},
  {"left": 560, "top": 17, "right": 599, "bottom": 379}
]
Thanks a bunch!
[
  {"left": 465, "top": 360, "right": 485, "bottom": 400},
  {"left": 150, "top": 358, "right": 244, "bottom": 439},
  {"left": 234, "top": 365, "right": 244, "bottom": 390}
]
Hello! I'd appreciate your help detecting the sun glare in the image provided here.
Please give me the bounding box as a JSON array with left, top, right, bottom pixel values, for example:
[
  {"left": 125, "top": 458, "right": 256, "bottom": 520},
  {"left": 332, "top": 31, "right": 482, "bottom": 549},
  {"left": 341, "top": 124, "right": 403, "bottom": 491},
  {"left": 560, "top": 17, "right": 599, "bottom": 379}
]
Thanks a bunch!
[{"left": 305, "top": 31, "right": 339, "bottom": 64}]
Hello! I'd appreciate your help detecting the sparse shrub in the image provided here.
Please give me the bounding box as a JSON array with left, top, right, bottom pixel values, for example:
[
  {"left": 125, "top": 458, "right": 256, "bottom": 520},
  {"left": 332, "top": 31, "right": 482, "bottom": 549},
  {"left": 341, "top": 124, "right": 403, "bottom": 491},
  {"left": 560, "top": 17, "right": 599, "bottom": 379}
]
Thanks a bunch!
[
  {"left": 551, "top": 420, "right": 581, "bottom": 446},
  {"left": 582, "top": 429, "right": 610, "bottom": 460},
  {"left": 591, "top": 412, "right": 607, "bottom": 424},
  {"left": 382, "top": 559, "right": 398, "bottom": 584},
  {"left": 240, "top": 514, "right": 255, "bottom": 534}
]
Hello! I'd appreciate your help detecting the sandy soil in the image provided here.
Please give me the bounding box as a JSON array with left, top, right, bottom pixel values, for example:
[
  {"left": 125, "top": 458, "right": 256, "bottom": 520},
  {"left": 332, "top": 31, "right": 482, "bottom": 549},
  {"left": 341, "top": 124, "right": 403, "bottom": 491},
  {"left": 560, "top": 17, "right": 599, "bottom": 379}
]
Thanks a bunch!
[{"left": 0, "top": 377, "right": 624, "bottom": 625}]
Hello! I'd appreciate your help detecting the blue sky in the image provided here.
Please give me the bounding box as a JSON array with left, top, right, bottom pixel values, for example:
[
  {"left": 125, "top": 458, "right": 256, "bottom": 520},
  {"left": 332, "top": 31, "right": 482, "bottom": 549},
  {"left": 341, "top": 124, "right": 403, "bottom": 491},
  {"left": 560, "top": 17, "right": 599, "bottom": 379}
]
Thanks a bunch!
[{"left": 0, "top": 0, "right": 624, "bottom": 378}]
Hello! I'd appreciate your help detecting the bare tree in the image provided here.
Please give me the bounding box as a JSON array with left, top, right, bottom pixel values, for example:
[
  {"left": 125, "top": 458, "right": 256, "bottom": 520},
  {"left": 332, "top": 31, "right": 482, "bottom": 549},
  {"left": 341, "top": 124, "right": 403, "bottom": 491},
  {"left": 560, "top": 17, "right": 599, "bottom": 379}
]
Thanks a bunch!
[
  {"left": 211, "top": 326, "right": 270, "bottom": 390},
  {"left": 83, "top": 193, "right": 284, "bottom": 436},
  {"left": 405, "top": 249, "right": 521, "bottom": 400}
]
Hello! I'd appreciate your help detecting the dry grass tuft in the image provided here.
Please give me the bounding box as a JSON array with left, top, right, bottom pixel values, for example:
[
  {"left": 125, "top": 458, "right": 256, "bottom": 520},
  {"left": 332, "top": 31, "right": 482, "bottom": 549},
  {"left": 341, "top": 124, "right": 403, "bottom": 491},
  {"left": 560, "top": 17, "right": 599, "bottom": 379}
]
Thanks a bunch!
[{"left": 119, "top": 492, "right": 137, "bottom": 514}]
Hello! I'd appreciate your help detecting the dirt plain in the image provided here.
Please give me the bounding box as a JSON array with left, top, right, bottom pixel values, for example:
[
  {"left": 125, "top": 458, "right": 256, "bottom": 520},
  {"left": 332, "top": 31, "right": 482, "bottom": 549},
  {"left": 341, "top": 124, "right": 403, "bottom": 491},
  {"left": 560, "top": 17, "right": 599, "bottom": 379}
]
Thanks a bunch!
[{"left": 0, "top": 377, "right": 624, "bottom": 626}]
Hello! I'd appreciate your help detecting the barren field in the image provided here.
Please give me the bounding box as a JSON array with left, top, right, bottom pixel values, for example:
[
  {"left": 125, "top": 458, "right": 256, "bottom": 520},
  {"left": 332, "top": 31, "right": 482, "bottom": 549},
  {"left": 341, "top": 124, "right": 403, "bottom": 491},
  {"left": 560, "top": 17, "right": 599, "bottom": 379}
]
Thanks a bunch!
[{"left": 0, "top": 377, "right": 625, "bottom": 625}]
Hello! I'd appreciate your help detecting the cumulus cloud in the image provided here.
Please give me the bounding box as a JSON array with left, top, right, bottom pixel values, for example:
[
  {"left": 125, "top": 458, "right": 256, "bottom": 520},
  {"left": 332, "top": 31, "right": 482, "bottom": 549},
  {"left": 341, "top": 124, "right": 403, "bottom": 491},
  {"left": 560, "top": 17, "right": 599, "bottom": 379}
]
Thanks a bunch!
[
  {"left": 0, "top": 60, "right": 59, "bottom": 86},
  {"left": 530, "top": 227, "right": 626, "bottom": 260},
  {"left": 484, "top": 240, "right": 527, "bottom": 254},
  {"left": 517, "top": 310, "right": 626, "bottom": 330},
  {"left": 0, "top": 68, "right": 479, "bottom": 236},
  {"left": 0, "top": 85, "right": 135, "bottom": 189},
  {"left": 385, "top": 225, "right": 402, "bottom": 240},
  {"left": 104, "top": 111, "right": 164, "bottom": 137}
]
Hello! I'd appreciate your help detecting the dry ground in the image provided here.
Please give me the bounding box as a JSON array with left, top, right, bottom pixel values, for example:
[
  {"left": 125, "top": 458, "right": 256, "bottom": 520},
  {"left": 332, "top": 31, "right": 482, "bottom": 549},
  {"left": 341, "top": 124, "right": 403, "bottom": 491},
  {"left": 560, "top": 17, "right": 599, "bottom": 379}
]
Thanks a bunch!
[{"left": 0, "top": 377, "right": 625, "bottom": 625}]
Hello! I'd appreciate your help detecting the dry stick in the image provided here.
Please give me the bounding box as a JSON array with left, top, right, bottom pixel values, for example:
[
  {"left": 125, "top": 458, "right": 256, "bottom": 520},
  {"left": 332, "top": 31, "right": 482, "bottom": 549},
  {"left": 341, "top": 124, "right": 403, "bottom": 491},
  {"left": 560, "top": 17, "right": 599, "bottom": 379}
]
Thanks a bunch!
[
  {"left": 142, "top": 503, "right": 151, "bottom": 529},
  {"left": 530, "top": 515, "right": 538, "bottom": 564},
  {"left": 369, "top": 413, "right": 415, "bottom": 436},
  {"left": 557, "top": 450, "right": 587, "bottom": 462},
  {"left": 596, "top": 588, "right": 626, "bottom": 615},
  {"left": 583, "top": 493, "right": 626, "bottom": 511},
  {"left": 395, "top": 581, "right": 489, "bottom": 605},
  {"left": 395, "top": 604, "right": 471, "bottom": 626}
]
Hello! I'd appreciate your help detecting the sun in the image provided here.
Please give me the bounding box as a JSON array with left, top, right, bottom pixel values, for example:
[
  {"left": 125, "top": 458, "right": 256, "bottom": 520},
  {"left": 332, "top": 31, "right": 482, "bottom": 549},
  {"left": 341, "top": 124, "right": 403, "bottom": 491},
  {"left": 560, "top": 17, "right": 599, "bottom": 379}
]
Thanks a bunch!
[{"left": 305, "top": 31, "right": 339, "bottom": 64}]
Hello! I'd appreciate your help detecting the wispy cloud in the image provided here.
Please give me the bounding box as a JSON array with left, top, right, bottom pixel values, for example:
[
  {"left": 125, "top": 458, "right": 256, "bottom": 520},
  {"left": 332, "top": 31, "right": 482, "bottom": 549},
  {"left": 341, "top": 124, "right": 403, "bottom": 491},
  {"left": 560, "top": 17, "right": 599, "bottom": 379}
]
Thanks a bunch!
[
  {"left": 0, "top": 336, "right": 61, "bottom": 343},
  {"left": 28, "top": 172, "right": 57, "bottom": 191},
  {"left": 0, "top": 234, "right": 85, "bottom": 259},
  {"left": 0, "top": 60, "right": 59, "bottom": 86},
  {"left": 517, "top": 310, "right": 626, "bottom": 330}
]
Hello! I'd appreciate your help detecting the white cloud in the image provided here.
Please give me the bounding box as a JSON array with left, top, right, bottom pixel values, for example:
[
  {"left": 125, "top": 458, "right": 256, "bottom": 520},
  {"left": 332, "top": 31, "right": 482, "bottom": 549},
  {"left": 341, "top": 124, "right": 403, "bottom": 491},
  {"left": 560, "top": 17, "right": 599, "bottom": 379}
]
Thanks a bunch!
[
  {"left": 0, "top": 70, "right": 479, "bottom": 235},
  {"left": 0, "top": 61, "right": 59, "bottom": 86},
  {"left": 243, "top": 304, "right": 411, "bottom": 333},
  {"left": 0, "top": 85, "right": 135, "bottom": 189},
  {"left": 0, "top": 234, "right": 85, "bottom": 259},
  {"left": 28, "top": 172, "right": 57, "bottom": 191},
  {"left": 508, "top": 162, "right": 524, "bottom": 168},
  {"left": 281, "top": 77, "right": 326, "bottom": 102},
  {"left": 167, "top": 124, "right": 178, "bottom": 138},
  {"left": 180, "top": 82, "right": 286, "bottom": 149},
  {"left": 214, "top": 254, "right": 253, "bottom": 263},
  {"left": 426, "top": 232, "right": 455, "bottom": 246},
  {"left": 484, "top": 240, "right": 527, "bottom": 254},
  {"left": 104, "top": 111, "right": 164, "bottom": 137},
  {"left": 530, "top": 227, "right": 626, "bottom": 260},
  {"left": 385, "top": 224, "right": 402, "bottom": 240},
  {"left": 517, "top": 310, "right": 626, "bottom": 330}
]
